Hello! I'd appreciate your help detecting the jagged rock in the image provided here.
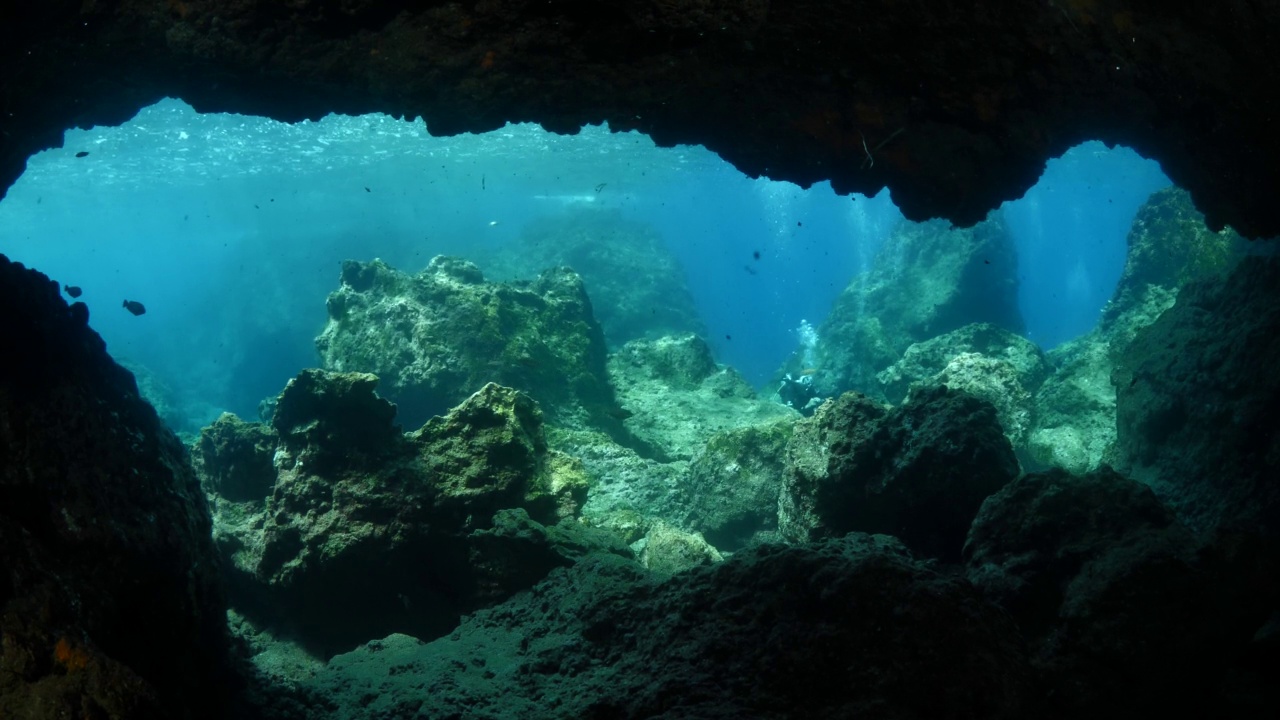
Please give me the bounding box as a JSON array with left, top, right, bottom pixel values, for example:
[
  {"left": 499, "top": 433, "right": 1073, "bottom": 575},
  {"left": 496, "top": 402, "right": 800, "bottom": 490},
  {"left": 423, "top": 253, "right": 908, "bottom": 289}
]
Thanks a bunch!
[
  {"left": 965, "top": 467, "right": 1263, "bottom": 717},
  {"left": 1027, "top": 188, "right": 1250, "bottom": 473},
  {"left": 195, "top": 372, "right": 600, "bottom": 656},
  {"left": 316, "top": 255, "right": 627, "bottom": 434},
  {"left": 479, "top": 207, "right": 706, "bottom": 347},
  {"left": 1115, "top": 257, "right": 1280, "bottom": 545},
  {"left": 811, "top": 215, "right": 1023, "bottom": 400},
  {"left": 876, "top": 322, "right": 1048, "bottom": 403},
  {"left": 192, "top": 412, "right": 277, "bottom": 503},
  {"left": 271, "top": 368, "right": 401, "bottom": 471},
  {"left": 781, "top": 386, "right": 1018, "bottom": 562},
  {"left": 608, "top": 333, "right": 798, "bottom": 460},
  {"left": 0, "top": 254, "right": 233, "bottom": 719},
  {"left": 302, "top": 535, "right": 1029, "bottom": 719},
  {"left": 685, "top": 418, "right": 795, "bottom": 551}
]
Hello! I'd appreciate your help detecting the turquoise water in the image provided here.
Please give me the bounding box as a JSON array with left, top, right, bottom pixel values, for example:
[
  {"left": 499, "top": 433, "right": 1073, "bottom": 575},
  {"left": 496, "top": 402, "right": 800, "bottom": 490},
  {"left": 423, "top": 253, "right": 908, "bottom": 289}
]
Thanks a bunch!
[{"left": 0, "top": 98, "right": 1167, "bottom": 431}]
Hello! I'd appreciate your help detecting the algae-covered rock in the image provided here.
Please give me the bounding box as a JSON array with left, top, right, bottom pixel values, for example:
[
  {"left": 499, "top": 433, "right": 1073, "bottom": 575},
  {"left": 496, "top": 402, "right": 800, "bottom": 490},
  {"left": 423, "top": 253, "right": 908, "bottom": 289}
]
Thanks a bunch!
[
  {"left": 636, "top": 520, "right": 723, "bottom": 575},
  {"left": 876, "top": 322, "right": 1048, "bottom": 403},
  {"left": 1027, "top": 188, "right": 1250, "bottom": 474},
  {"left": 608, "top": 333, "right": 799, "bottom": 460},
  {"left": 195, "top": 371, "right": 604, "bottom": 656},
  {"left": 409, "top": 381, "right": 588, "bottom": 526},
  {"left": 965, "top": 467, "right": 1259, "bottom": 717},
  {"left": 1114, "top": 257, "right": 1280, "bottom": 545},
  {"left": 1102, "top": 186, "right": 1249, "bottom": 337},
  {"left": 926, "top": 352, "right": 1035, "bottom": 448},
  {"left": 272, "top": 368, "right": 402, "bottom": 472},
  {"left": 781, "top": 386, "right": 1018, "bottom": 562},
  {"left": 479, "top": 207, "right": 706, "bottom": 347},
  {"left": 192, "top": 412, "right": 278, "bottom": 502},
  {"left": 811, "top": 215, "right": 1023, "bottom": 400},
  {"left": 685, "top": 418, "right": 795, "bottom": 550},
  {"left": 553, "top": 426, "right": 690, "bottom": 533},
  {"left": 1026, "top": 338, "right": 1118, "bottom": 473},
  {"left": 316, "top": 255, "right": 625, "bottom": 433}
]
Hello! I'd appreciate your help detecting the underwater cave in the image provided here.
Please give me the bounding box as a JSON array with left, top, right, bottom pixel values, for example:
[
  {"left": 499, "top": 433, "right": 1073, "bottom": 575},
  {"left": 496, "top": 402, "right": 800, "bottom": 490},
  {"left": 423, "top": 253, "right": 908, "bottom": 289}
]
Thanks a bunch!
[{"left": 2, "top": 2, "right": 1279, "bottom": 719}]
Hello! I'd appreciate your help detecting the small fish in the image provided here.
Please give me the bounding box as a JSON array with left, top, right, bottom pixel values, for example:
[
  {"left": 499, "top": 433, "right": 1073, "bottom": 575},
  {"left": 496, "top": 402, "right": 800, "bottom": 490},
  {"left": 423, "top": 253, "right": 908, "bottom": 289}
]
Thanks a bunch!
[
  {"left": 74, "top": 151, "right": 89, "bottom": 158},
  {"left": 594, "top": 183, "right": 607, "bottom": 193},
  {"left": 122, "top": 299, "right": 146, "bottom": 316},
  {"left": 364, "top": 186, "right": 371, "bottom": 193},
  {"left": 799, "top": 368, "right": 819, "bottom": 376},
  {"left": 743, "top": 265, "right": 758, "bottom": 275},
  {"left": 63, "top": 284, "right": 82, "bottom": 298}
]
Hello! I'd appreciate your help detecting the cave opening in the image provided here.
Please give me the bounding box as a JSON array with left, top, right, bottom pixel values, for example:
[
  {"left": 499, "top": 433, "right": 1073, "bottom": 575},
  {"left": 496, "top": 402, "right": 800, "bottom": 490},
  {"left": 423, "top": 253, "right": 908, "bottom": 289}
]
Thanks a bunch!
[{"left": 0, "top": 98, "right": 1167, "bottom": 435}]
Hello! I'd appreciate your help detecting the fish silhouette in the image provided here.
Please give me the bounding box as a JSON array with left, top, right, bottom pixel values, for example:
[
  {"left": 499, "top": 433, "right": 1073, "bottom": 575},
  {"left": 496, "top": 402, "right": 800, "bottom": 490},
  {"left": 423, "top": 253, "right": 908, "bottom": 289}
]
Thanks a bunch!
[{"left": 122, "top": 300, "right": 146, "bottom": 316}]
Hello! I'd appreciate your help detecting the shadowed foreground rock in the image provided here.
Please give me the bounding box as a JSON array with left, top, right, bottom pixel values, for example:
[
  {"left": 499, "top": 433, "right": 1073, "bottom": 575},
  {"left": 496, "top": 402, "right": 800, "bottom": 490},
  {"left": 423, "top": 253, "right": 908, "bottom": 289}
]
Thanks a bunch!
[
  {"left": 965, "top": 467, "right": 1267, "bottom": 717},
  {"left": 302, "top": 535, "right": 1030, "bottom": 720},
  {"left": 0, "top": 254, "right": 233, "bottom": 719},
  {"left": 781, "top": 386, "right": 1019, "bottom": 562},
  {"left": 1115, "top": 256, "right": 1280, "bottom": 545}
]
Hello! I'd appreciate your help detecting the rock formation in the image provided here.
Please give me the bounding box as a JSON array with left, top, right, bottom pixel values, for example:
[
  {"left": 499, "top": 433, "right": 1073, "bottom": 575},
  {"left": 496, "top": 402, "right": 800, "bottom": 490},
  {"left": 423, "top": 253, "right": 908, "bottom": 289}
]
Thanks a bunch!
[{"left": 0, "top": 254, "right": 233, "bottom": 719}]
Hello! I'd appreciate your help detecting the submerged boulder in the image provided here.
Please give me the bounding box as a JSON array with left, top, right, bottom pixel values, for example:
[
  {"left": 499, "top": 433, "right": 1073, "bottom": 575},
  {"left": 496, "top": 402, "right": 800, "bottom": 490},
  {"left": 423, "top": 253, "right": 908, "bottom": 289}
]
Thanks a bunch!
[
  {"left": 192, "top": 370, "right": 608, "bottom": 656},
  {"left": 809, "top": 215, "right": 1023, "bottom": 400},
  {"left": 0, "top": 254, "right": 233, "bottom": 719},
  {"left": 316, "top": 255, "right": 627, "bottom": 435},
  {"left": 781, "top": 386, "right": 1018, "bottom": 562}
]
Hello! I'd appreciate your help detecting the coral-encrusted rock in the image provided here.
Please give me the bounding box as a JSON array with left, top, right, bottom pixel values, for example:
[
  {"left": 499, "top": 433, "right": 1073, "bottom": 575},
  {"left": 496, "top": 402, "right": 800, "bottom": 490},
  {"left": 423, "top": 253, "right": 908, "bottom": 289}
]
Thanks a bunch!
[
  {"left": 305, "top": 535, "right": 1029, "bottom": 719},
  {"left": 479, "top": 207, "right": 707, "bottom": 347},
  {"left": 781, "top": 386, "right": 1019, "bottom": 562},
  {"left": 199, "top": 372, "right": 599, "bottom": 656},
  {"left": 810, "top": 216, "right": 1023, "bottom": 400},
  {"left": 965, "top": 468, "right": 1262, "bottom": 716},
  {"left": 1115, "top": 257, "right": 1280, "bottom": 544},
  {"left": 316, "top": 255, "right": 626, "bottom": 434},
  {"left": 0, "top": 254, "right": 232, "bottom": 718}
]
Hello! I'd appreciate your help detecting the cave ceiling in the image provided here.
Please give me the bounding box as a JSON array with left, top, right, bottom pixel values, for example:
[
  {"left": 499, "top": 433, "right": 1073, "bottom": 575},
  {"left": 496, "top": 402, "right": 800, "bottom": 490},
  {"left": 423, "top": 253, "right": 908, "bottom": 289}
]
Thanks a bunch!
[{"left": 1, "top": 0, "right": 1276, "bottom": 236}]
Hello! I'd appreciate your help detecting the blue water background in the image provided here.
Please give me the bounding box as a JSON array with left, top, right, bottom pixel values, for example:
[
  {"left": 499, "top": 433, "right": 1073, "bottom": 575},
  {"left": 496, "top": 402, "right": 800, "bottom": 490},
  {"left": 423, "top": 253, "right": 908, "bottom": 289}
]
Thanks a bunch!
[{"left": 0, "top": 99, "right": 1167, "bottom": 428}]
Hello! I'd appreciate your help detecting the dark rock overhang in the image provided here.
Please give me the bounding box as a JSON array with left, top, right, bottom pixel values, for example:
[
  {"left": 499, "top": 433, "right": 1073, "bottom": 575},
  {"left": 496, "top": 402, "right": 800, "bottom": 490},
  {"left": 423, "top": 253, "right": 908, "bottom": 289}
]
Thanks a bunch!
[{"left": 1, "top": 1, "right": 1276, "bottom": 236}]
